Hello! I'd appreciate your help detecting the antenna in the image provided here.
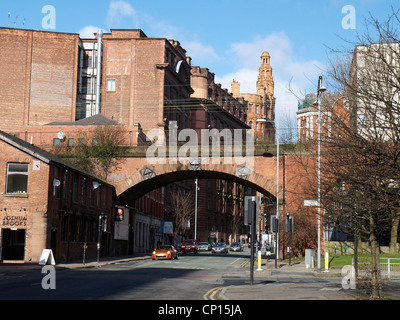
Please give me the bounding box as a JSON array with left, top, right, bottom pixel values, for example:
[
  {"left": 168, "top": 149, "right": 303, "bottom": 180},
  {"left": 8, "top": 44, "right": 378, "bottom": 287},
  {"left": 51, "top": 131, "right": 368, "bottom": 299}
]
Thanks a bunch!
[
  {"left": 14, "top": 15, "right": 18, "bottom": 28},
  {"left": 22, "top": 18, "right": 26, "bottom": 27},
  {"left": 8, "top": 12, "right": 10, "bottom": 27}
]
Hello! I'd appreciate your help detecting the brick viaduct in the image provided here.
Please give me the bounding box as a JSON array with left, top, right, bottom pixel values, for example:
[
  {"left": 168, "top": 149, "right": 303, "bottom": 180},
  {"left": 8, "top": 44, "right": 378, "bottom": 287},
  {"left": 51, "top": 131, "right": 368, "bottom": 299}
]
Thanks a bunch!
[{"left": 111, "top": 153, "right": 315, "bottom": 213}]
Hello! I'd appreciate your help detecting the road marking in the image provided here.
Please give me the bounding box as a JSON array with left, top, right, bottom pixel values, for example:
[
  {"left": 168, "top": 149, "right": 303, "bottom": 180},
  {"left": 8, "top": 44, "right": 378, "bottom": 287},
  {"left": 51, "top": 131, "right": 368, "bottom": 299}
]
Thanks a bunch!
[
  {"left": 203, "top": 287, "right": 225, "bottom": 300},
  {"left": 229, "top": 258, "right": 242, "bottom": 265},
  {"left": 320, "top": 287, "right": 341, "bottom": 291}
]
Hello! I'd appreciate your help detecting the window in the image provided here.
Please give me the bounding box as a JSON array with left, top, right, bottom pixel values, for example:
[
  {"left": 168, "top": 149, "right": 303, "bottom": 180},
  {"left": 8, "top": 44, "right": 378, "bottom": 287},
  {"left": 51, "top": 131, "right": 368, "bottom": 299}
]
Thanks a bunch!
[
  {"left": 107, "top": 79, "right": 116, "bottom": 92},
  {"left": 63, "top": 171, "right": 69, "bottom": 200},
  {"left": 6, "top": 163, "right": 29, "bottom": 194},
  {"left": 68, "top": 139, "right": 74, "bottom": 147},
  {"left": 82, "top": 77, "right": 92, "bottom": 94},
  {"left": 53, "top": 166, "right": 60, "bottom": 198},
  {"left": 72, "top": 174, "right": 78, "bottom": 203},
  {"left": 248, "top": 104, "right": 253, "bottom": 113},
  {"left": 81, "top": 178, "right": 86, "bottom": 205},
  {"left": 53, "top": 138, "right": 61, "bottom": 146}
]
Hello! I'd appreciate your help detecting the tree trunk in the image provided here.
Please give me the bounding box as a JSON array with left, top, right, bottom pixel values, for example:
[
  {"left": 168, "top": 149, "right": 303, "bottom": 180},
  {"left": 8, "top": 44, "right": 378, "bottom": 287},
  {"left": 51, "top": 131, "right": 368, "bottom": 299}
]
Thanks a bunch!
[
  {"left": 369, "top": 214, "right": 382, "bottom": 298},
  {"left": 389, "top": 211, "right": 400, "bottom": 254}
]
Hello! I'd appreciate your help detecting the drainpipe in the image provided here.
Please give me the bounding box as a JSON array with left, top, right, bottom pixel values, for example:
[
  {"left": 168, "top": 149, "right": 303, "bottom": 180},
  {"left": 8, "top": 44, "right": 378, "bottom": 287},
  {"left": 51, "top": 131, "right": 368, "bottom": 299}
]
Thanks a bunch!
[{"left": 95, "top": 30, "right": 103, "bottom": 115}]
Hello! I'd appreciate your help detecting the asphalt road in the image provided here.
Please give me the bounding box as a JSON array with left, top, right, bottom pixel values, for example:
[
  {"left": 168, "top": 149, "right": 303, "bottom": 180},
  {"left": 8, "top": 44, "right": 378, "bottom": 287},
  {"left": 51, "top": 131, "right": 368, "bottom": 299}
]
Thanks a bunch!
[
  {"left": 0, "top": 250, "right": 248, "bottom": 300},
  {"left": 0, "top": 248, "right": 385, "bottom": 302}
]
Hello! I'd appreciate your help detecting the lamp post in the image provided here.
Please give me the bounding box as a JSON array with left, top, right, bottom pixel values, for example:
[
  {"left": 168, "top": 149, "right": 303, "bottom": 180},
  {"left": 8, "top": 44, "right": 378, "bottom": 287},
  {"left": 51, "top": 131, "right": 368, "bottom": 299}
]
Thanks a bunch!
[
  {"left": 194, "top": 179, "right": 199, "bottom": 241},
  {"left": 257, "top": 118, "right": 279, "bottom": 268},
  {"left": 314, "top": 76, "right": 326, "bottom": 273}
]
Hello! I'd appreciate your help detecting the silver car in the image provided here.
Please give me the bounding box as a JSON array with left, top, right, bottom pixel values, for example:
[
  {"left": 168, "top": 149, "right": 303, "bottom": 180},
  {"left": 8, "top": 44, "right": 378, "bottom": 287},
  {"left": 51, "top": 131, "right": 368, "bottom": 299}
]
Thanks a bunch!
[
  {"left": 230, "top": 242, "right": 244, "bottom": 252},
  {"left": 198, "top": 242, "right": 211, "bottom": 251},
  {"left": 211, "top": 242, "right": 228, "bottom": 254}
]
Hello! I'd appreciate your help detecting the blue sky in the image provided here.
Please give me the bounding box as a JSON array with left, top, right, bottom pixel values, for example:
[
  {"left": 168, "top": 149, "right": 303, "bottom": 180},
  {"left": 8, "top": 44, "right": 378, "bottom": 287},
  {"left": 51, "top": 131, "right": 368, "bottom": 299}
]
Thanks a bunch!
[{"left": 1, "top": 0, "right": 399, "bottom": 124}]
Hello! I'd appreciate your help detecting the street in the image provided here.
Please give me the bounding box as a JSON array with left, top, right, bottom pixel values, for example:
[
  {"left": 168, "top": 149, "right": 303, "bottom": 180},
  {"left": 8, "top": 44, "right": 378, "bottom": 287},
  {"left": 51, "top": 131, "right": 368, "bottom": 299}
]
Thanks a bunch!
[
  {"left": 0, "top": 248, "right": 354, "bottom": 301},
  {"left": 0, "top": 250, "right": 247, "bottom": 300}
]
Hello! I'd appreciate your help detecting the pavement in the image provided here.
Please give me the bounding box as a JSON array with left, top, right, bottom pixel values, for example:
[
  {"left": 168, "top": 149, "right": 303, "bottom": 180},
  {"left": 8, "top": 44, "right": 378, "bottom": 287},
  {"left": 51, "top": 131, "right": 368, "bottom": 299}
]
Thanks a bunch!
[{"left": 2, "top": 253, "right": 400, "bottom": 300}]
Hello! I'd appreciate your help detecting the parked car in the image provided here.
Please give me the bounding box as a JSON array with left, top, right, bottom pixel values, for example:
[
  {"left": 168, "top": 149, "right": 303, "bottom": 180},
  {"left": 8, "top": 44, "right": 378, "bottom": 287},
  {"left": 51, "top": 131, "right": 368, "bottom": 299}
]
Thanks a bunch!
[
  {"left": 230, "top": 242, "right": 244, "bottom": 252},
  {"left": 198, "top": 242, "right": 211, "bottom": 251},
  {"left": 152, "top": 245, "right": 178, "bottom": 260},
  {"left": 211, "top": 242, "right": 228, "bottom": 254},
  {"left": 180, "top": 239, "right": 198, "bottom": 254}
]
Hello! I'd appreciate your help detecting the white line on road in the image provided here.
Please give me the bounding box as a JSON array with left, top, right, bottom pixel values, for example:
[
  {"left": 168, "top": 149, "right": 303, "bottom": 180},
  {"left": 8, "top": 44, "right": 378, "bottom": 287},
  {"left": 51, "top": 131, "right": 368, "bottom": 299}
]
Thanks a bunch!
[{"left": 229, "top": 258, "right": 242, "bottom": 265}]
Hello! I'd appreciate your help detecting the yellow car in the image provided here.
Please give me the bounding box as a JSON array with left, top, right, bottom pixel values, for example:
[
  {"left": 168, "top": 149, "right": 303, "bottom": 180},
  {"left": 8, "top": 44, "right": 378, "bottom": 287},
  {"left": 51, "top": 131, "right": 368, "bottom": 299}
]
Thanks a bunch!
[{"left": 152, "top": 245, "right": 178, "bottom": 260}]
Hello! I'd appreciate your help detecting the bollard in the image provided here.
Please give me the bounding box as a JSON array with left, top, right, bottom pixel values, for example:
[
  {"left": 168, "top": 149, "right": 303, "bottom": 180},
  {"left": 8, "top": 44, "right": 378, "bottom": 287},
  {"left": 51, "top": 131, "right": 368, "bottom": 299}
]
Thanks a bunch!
[
  {"left": 257, "top": 250, "right": 262, "bottom": 271},
  {"left": 325, "top": 251, "right": 329, "bottom": 271}
]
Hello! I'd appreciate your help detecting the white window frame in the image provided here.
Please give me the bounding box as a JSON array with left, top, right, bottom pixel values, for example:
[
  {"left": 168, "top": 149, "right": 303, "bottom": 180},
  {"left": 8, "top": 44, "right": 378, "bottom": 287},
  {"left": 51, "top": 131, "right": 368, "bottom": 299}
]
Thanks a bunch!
[
  {"left": 107, "top": 79, "right": 116, "bottom": 92},
  {"left": 6, "top": 163, "right": 29, "bottom": 195}
]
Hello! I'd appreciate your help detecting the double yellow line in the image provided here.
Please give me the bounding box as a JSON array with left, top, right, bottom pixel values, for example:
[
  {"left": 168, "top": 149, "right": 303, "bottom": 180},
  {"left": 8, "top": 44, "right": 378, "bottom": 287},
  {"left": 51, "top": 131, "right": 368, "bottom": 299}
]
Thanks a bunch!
[{"left": 203, "top": 287, "right": 226, "bottom": 300}]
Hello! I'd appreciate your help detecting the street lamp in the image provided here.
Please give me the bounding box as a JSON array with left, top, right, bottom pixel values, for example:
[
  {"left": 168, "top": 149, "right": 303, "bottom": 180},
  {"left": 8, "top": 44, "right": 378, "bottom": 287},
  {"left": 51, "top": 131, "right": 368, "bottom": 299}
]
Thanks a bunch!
[
  {"left": 194, "top": 179, "right": 199, "bottom": 241},
  {"left": 257, "top": 118, "right": 279, "bottom": 268},
  {"left": 314, "top": 75, "right": 326, "bottom": 273}
]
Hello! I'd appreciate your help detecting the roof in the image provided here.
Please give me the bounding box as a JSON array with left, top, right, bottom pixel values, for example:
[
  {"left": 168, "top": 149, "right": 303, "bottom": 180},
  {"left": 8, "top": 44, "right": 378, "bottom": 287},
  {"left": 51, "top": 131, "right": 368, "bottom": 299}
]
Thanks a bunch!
[
  {"left": 0, "top": 130, "right": 111, "bottom": 186},
  {"left": 44, "top": 114, "right": 119, "bottom": 126}
]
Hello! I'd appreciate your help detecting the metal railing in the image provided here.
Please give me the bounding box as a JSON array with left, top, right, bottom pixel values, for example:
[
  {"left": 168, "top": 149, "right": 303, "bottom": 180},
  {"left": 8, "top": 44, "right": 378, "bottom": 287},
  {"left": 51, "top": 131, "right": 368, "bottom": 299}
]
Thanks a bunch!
[
  {"left": 380, "top": 258, "right": 400, "bottom": 280},
  {"left": 353, "top": 257, "right": 400, "bottom": 280}
]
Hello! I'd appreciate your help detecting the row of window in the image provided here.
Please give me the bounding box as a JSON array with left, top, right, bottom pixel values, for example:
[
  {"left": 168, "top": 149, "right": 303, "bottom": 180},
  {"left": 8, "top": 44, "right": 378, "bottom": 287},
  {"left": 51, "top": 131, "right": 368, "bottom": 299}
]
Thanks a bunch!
[
  {"left": 61, "top": 213, "right": 102, "bottom": 243},
  {"left": 53, "top": 138, "right": 99, "bottom": 147},
  {"left": 248, "top": 104, "right": 268, "bottom": 116},
  {"left": 5, "top": 163, "right": 110, "bottom": 210},
  {"left": 53, "top": 166, "right": 109, "bottom": 209}
]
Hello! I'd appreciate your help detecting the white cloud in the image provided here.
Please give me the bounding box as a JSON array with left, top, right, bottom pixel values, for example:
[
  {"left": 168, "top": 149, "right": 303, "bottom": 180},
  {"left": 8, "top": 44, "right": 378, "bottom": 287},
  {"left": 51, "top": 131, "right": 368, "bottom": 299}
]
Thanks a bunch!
[
  {"left": 78, "top": 25, "right": 104, "bottom": 38},
  {"left": 105, "top": 0, "right": 180, "bottom": 39},
  {"left": 183, "top": 41, "right": 219, "bottom": 64},
  {"left": 105, "top": 1, "right": 217, "bottom": 63},
  {"left": 216, "top": 31, "right": 326, "bottom": 125},
  {"left": 106, "top": 0, "right": 138, "bottom": 28}
]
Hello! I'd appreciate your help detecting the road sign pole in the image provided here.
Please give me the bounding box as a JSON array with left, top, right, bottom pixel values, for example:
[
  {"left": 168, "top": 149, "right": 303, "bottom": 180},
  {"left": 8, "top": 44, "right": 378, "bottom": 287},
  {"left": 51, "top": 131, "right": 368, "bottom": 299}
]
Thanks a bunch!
[{"left": 250, "top": 201, "right": 256, "bottom": 286}]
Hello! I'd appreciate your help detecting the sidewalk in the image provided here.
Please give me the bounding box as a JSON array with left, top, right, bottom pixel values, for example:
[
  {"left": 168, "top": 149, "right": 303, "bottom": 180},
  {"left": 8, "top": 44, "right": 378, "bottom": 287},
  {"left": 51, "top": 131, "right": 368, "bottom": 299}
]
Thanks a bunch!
[
  {"left": 218, "top": 258, "right": 400, "bottom": 300},
  {"left": 56, "top": 253, "right": 152, "bottom": 269}
]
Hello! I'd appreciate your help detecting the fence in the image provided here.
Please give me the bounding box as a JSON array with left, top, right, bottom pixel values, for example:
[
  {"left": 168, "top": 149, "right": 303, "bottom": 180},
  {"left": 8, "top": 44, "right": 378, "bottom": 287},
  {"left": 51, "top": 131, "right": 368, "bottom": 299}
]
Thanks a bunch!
[
  {"left": 353, "top": 258, "right": 400, "bottom": 280},
  {"left": 380, "top": 258, "right": 400, "bottom": 280}
]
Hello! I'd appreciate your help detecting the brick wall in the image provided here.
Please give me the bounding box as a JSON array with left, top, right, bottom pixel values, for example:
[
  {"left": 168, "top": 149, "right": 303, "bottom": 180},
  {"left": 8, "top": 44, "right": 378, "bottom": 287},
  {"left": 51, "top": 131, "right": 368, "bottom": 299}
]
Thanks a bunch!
[
  {"left": 0, "top": 28, "right": 79, "bottom": 134},
  {"left": 0, "top": 140, "right": 50, "bottom": 262}
]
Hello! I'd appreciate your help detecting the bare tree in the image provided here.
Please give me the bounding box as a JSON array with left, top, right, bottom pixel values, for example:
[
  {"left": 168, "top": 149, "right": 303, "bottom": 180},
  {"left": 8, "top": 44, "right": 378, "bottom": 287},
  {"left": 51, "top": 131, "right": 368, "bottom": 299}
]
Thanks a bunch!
[
  {"left": 286, "top": 9, "right": 400, "bottom": 298},
  {"left": 321, "top": 9, "right": 400, "bottom": 298},
  {"left": 171, "top": 189, "right": 195, "bottom": 245}
]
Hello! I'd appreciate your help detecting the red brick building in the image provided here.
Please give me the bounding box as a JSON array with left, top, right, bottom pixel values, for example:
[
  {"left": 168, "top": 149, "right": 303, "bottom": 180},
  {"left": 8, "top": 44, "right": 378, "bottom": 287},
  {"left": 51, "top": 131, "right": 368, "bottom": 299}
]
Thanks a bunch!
[
  {"left": 0, "top": 28, "right": 79, "bottom": 134},
  {"left": 297, "top": 93, "right": 348, "bottom": 143},
  {"left": 88, "top": 29, "right": 193, "bottom": 134},
  {"left": 0, "top": 130, "right": 115, "bottom": 263}
]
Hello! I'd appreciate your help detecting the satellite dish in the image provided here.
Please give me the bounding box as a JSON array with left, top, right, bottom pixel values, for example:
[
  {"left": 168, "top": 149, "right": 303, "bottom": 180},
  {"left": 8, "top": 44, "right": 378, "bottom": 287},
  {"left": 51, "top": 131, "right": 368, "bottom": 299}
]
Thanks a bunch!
[{"left": 57, "top": 131, "right": 66, "bottom": 141}]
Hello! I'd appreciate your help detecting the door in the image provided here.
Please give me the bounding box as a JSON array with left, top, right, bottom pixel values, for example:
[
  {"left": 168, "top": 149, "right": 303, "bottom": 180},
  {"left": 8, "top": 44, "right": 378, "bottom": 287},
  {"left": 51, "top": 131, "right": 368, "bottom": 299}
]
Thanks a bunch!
[{"left": 1, "top": 229, "right": 26, "bottom": 260}]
